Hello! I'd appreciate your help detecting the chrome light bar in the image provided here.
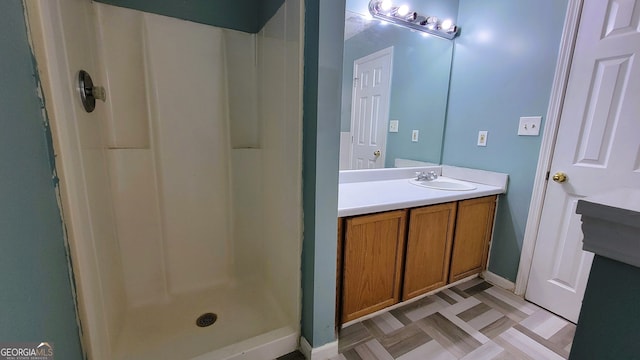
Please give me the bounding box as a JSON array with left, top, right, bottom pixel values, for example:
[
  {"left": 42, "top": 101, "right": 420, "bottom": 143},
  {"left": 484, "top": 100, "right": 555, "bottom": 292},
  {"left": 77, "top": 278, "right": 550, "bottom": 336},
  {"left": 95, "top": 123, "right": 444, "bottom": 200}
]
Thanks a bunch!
[{"left": 368, "top": 0, "right": 460, "bottom": 40}]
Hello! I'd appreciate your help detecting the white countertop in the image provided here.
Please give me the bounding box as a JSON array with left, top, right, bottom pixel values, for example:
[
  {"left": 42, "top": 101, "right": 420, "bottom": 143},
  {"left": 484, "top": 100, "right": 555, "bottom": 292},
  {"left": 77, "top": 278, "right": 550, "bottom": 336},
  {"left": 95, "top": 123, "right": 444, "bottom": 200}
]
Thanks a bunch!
[{"left": 338, "top": 165, "right": 508, "bottom": 217}]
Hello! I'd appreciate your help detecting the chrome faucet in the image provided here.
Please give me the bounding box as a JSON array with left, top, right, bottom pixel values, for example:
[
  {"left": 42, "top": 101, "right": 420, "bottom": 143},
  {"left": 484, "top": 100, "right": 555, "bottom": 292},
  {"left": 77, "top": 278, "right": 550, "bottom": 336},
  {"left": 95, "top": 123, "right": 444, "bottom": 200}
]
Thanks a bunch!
[{"left": 416, "top": 170, "right": 438, "bottom": 181}]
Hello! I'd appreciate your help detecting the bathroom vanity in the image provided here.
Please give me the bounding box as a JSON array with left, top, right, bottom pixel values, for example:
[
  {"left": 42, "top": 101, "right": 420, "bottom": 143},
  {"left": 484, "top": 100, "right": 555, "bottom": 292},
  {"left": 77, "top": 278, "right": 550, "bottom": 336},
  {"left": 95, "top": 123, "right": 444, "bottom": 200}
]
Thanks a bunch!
[{"left": 336, "top": 166, "right": 508, "bottom": 324}]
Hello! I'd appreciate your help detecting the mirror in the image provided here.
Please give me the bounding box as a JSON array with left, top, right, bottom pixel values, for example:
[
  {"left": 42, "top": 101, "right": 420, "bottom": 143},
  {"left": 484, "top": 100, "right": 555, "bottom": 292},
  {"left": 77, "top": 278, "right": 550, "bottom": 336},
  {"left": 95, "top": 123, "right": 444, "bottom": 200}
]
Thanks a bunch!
[{"left": 339, "top": 9, "right": 455, "bottom": 170}]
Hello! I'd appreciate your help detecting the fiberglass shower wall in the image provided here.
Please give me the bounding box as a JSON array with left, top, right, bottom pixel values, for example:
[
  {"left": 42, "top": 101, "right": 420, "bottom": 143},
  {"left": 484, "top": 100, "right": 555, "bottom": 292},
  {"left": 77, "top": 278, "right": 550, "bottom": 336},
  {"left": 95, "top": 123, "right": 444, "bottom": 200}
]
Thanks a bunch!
[{"left": 94, "top": 0, "right": 302, "bottom": 339}]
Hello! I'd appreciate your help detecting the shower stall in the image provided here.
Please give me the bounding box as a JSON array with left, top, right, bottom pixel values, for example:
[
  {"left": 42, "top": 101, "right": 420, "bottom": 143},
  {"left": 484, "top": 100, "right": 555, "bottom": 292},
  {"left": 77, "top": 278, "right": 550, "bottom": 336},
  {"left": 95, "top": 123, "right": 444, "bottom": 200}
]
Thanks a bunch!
[{"left": 26, "top": 1, "right": 302, "bottom": 359}]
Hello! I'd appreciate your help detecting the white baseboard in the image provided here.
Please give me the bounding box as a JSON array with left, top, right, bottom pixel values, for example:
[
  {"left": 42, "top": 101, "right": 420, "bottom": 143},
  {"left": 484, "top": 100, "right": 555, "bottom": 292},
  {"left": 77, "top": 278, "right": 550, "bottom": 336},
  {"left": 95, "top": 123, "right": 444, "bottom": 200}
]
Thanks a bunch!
[
  {"left": 482, "top": 271, "right": 515, "bottom": 291},
  {"left": 300, "top": 337, "right": 338, "bottom": 360}
]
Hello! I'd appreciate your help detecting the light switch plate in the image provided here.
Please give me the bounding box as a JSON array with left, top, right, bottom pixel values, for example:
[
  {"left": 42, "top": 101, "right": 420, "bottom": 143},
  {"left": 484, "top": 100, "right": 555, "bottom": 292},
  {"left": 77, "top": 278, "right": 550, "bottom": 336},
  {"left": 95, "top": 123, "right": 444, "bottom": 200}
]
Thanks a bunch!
[
  {"left": 477, "top": 131, "right": 488, "bottom": 146},
  {"left": 389, "top": 120, "right": 399, "bottom": 133},
  {"left": 411, "top": 130, "right": 419, "bottom": 142},
  {"left": 518, "top": 116, "right": 541, "bottom": 136}
]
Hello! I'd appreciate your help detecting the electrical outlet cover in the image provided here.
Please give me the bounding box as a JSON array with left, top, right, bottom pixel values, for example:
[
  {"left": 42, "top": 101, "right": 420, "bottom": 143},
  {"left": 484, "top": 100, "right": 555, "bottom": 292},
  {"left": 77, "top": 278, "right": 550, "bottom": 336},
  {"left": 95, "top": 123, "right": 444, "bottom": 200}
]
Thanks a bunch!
[
  {"left": 412, "top": 130, "right": 419, "bottom": 142},
  {"left": 477, "top": 131, "right": 488, "bottom": 146},
  {"left": 389, "top": 120, "right": 399, "bottom": 133}
]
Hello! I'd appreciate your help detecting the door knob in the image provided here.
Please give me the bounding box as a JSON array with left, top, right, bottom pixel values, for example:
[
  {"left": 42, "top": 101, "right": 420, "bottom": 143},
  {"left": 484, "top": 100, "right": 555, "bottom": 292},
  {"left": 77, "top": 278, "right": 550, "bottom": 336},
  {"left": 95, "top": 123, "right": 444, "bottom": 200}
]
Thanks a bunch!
[
  {"left": 373, "top": 150, "right": 381, "bottom": 157},
  {"left": 552, "top": 172, "right": 567, "bottom": 183}
]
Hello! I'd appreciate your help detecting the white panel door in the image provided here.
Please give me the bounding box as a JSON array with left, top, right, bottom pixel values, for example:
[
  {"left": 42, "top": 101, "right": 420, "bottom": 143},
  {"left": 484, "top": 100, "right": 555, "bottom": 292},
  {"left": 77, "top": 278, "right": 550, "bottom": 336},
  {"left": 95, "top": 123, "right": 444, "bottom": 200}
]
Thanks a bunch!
[
  {"left": 350, "top": 47, "right": 393, "bottom": 169},
  {"left": 526, "top": 0, "right": 640, "bottom": 322}
]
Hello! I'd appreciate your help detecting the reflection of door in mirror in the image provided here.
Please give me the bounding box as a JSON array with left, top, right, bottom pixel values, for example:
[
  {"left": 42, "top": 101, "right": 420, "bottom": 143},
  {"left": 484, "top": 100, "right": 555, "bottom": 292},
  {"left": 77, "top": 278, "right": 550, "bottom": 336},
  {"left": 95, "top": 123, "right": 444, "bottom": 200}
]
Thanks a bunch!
[
  {"left": 339, "top": 10, "right": 455, "bottom": 170},
  {"left": 348, "top": 47, "right": 393, "bottom": 170}
]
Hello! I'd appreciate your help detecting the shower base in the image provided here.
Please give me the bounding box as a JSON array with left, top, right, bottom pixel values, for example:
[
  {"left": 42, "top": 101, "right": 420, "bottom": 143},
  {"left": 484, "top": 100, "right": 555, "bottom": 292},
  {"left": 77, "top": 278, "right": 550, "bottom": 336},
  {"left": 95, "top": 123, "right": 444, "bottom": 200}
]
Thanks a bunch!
[{"left": 113, "top": 279, "right": 297, "bottom": 360}]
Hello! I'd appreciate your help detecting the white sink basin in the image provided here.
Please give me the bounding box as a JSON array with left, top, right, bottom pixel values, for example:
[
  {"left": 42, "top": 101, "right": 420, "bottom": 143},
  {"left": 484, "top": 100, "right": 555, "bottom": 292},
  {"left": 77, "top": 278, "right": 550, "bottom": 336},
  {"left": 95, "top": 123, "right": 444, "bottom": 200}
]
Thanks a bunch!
[{"left": 409, "top": 177, "right": 477, "bottom": 191}]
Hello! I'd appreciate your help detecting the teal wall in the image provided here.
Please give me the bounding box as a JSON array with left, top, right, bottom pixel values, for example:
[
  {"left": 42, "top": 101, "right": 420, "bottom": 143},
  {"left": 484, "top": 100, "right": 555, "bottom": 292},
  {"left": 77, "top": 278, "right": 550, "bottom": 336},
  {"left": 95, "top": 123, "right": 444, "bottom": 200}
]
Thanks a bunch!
[
  {"left": 442, "top": 0, "right": 568, "bottom": 281},
  {"left": 94, "top": 0, "right": 285, "bottom": 33},
  {"left": 304, "top": 0, "right": 569, "bottom": 349},
  {"left": 0, "top": 1, "right": 83, "bottom": 358},
  {"left": 570, "top": 256, "right": 640, "bottom": 359},
  {"left": 341, "top": 26, "right": 454, "bottom": 165},
  {"left": 301, "top": 0, "right": 345, "bottom": 347}
]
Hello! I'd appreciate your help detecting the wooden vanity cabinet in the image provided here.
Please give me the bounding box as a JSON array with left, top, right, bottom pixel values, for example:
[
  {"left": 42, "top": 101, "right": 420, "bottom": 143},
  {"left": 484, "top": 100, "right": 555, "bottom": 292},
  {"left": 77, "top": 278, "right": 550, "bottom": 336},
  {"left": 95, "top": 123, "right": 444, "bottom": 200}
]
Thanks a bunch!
[
  {"left": 336, "top": 218, "right": 343, "bottom": 330},
  {"left": 341, "top": 210, "right": 407, "bottom": 323},
  {"left": 402, "top": 202, "right": 457, "bottom": 300},
  {"left": 449, "top": 196, "right": 497, "bottom": 282},
  {"left": 337, "top": 195, "right": 498, "bottom": 324}
]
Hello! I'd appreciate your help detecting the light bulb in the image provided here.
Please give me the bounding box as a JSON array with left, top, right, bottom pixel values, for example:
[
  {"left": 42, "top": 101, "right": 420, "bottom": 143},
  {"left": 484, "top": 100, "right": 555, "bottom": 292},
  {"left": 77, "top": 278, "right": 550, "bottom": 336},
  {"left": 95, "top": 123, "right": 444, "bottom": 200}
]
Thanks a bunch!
[
  {"left": 397, "top": 5, "right": 410, "bottom": 16},
  {"left": 441, "top": 19, "right": 453, "bottom": 31},
  {"left": 380, "top": 0, "right": 393, "bottom": 12}
]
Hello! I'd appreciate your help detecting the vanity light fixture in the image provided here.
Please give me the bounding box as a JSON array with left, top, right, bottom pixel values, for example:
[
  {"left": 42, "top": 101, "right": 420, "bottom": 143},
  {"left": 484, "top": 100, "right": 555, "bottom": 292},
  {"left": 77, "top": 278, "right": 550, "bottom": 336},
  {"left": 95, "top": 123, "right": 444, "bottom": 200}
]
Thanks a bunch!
[{"left": 368, "top": 0, "right": 460, "bottom": 40}]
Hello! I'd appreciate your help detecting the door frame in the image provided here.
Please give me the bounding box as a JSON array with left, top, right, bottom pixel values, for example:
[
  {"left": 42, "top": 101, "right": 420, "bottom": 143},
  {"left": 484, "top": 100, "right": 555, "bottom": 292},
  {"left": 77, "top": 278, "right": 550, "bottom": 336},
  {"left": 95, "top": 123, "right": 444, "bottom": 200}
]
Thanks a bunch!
[
  {"left": 349, "top": 46, "right": 394, "bottom": 169},
  {"left": 514, "top": 0, "right": 584, "bottom": 295}
]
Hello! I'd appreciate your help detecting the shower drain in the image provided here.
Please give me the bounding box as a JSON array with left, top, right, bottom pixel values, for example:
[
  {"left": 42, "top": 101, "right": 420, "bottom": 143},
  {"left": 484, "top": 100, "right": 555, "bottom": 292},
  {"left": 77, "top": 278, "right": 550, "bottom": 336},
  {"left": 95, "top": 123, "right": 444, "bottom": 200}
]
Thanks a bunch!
[{"left": 196, "top": 312, "right": 218, "bottom": 327}]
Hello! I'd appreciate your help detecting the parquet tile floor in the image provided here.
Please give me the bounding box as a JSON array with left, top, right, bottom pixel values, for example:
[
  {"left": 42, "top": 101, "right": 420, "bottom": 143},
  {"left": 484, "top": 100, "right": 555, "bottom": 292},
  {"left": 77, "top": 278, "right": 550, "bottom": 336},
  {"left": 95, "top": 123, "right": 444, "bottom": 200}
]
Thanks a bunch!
[
  {"left": 332, "top": 278, "right": 575, "bottom": 360},
  {"left": 277, "top": 278, "right": 575, "bottom": 360}
]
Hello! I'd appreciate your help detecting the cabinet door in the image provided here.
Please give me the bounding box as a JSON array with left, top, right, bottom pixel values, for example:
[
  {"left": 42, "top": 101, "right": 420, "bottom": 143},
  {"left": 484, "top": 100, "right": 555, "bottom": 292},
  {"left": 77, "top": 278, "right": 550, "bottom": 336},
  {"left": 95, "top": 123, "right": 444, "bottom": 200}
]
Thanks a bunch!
[
  {"left": 449, "top": 196, "right": 497, "bottom": 283},
  {"left": 403, "top": 202, "right": 457, "bottom": 300},
  {"left": 342, "top": 210, "right": 407, "bottom": 323}
]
